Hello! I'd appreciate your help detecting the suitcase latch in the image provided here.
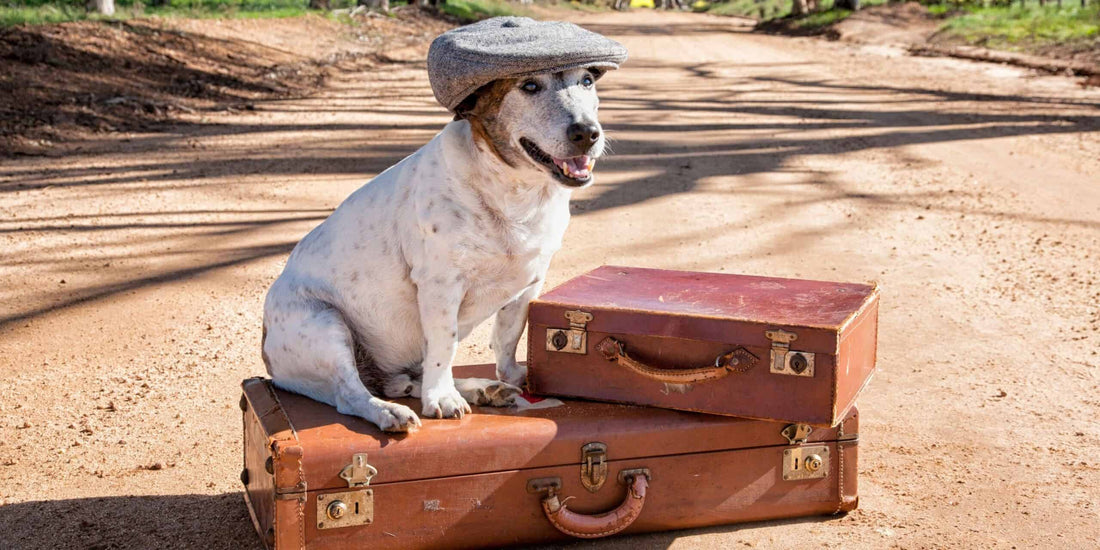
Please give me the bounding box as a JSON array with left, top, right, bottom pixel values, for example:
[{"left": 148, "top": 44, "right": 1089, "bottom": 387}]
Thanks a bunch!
[
  {"left": 766, "top": 329, "right": 815, "bottom": 377},
  {"left": 580, "top": 442, "right": 608, "bottom": 493},
  {"left": 780, "top": 424, "right": 829, "bottom": 481},
  {"left": 317, "top": 454, "right": 376, "bottom": 530},
  {"left": 783, "top": 445, "right": 829, "bottom": 481},
  {"left": 546, "top": 310, "right": 593, "bottom": 355}
]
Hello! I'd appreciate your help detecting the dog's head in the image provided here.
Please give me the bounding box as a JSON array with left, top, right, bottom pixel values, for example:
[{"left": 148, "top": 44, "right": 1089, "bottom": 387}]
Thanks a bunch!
[{"left": 455, "top": 67, "right": 607, "bottom": 188}]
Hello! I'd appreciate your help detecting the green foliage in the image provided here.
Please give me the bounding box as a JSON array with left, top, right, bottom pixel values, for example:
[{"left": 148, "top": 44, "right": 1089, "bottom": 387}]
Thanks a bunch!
[
  {"left": 1, "top": 3, "right": 89, "bottom": 25},
  {"left": 938, "top": 4, "right": 1099, "bottom": 47},
  {"left": 440, "top": 0, "right": 528, "bottom": 21},
  {"left": 706, "top": 0, "right": 792, "bottom": 19},
  {"left": 0, "top": 0, "right": 349, "bottom": 26},
  {"left": 703, "top": 0, "right": 886, "bottom": 23},
  {"left": 565, "top": 0, "right": 611, "bottom": 11}
]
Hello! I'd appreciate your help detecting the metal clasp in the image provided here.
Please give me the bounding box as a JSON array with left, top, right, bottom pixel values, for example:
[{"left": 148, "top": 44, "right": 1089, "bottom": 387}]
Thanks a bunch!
[
  {"left": 580, "top": 442, "right": 608, "bottom": 493},
  {"left": 781, "top": 423, "right": 813, "bottom": 445},
  {"left": 319, "top": 454, "right": 377, "bottom": 530},
  {"left": 766, "top": 329, "right": 815, "bottom": 377},
  {"left": 339, "top": 453, "right": 378, "bottom": 488},
  {"left": 546, "top": 310, "right": 592, "bottom": 354}
]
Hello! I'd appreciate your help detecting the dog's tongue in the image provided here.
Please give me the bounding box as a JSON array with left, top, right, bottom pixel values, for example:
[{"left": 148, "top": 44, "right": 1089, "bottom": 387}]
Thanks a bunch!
[{"left": 554, "top": 155, "right": 593, "bottom": 179}]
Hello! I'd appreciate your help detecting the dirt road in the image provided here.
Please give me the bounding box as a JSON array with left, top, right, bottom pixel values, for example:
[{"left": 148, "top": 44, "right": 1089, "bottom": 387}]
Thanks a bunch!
[{"left": 2, "top": 9, "right": 1098, "bottom": 549}]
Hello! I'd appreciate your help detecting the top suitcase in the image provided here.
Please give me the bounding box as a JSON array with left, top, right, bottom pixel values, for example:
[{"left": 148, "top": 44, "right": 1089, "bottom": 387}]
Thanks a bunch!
[{"left": 526, "top": 266, "right": 879, "bottom": 426}]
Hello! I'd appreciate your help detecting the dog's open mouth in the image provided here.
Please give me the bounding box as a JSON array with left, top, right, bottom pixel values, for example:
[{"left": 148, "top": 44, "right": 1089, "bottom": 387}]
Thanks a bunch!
[{"left": 520, "top": 137, "right": 594, "bottom": 187}]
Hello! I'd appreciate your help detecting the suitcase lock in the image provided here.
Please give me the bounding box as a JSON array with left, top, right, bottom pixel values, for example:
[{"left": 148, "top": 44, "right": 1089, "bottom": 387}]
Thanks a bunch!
[
  {"left": 766, "top": 329, "right": 815, "bottom": 378},
  {"left": 580, "top": 442, "right": 608, "bottom": 493},
  {"left": 546, "top": 310, "right": 593, "bottom": 355},
  {"left": 781, "top": 424, "right": 830, "bottom": 481},
  {"left": 317, "top": 453, "right": 376, "bottom": 530}
]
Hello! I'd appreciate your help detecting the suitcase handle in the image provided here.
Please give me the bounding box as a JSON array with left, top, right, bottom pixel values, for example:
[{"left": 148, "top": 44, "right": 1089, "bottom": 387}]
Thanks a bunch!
[
  {"left": 538, "top": 471, "right": 649, "bottom": 539},
  {"left": 596, "top": 337, "right": 755, "bottom": 384}
]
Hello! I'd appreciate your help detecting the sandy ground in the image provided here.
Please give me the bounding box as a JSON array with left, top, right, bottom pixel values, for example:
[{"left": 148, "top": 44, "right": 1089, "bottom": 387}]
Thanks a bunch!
[{"left": 2, "top": 9, "right": 1099, "bottom": 550}]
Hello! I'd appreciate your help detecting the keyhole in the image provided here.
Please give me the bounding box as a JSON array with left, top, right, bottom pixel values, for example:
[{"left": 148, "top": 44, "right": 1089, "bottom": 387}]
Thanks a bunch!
[
  {"left": 794, "top": 457, "right": 800, "bottom": 470},
  {"left": 789, "top": 353, "right": 808, "bottom": 374},
  {"left": 551, "top": 330, "right": 568, "bottom": 350},
  {"left": 355, "top": 502, "right": 359, "bottom": 515}
]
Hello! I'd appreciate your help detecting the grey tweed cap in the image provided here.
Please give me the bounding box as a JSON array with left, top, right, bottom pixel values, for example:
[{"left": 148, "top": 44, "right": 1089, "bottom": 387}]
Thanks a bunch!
[{"left": 427, "top": 17, "right": 628, "bottom": 112}]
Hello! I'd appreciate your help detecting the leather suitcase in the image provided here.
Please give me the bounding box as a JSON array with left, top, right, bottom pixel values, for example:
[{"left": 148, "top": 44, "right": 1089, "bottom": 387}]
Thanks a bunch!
[
  {"left": 240, "top": 364, "right": 859, "bottom": 549},
  {"left": 527, "top": 266, "right": 879, "bottom": 427}
]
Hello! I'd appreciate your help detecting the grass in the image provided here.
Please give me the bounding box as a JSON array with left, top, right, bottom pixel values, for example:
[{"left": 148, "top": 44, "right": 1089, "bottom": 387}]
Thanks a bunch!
[
  {"left": 702, "top": 0, "right": 887, "bottom": 27},
  {"left": 0, "top": 0, "right": 399, "bottom": 26},
  {"left": 563, "top": 0, "right": 610, "bottom": 12},
  {"left": 936, "top": 4, "right": 1099, "bottom": 49},
  {"left": 439, "top": 0, "right": 527, "bottom": 21}
]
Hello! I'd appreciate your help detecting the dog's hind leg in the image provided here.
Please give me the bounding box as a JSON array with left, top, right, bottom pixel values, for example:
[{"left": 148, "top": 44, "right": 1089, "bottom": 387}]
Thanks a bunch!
[
  {"left": 384, "top": 375, "right": 519, "bottom": 407},
  {"left": 455, "top": 378, "right": 522, "bottom": 407},
  {"left": 264, "top": 299, "right": 421, "bottom": 432}
]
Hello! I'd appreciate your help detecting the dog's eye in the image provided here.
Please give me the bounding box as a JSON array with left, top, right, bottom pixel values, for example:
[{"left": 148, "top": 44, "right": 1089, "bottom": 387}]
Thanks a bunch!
[
  {"left": 582, "top": 75, "right": 594, "bottom": 87},
  {"left": 521, "top": 81, "right": 540, "bottom": 94}
]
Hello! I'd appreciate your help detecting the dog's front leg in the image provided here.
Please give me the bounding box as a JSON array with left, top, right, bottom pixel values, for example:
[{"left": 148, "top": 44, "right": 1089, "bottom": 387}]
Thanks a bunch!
[
  {"left": 417, "top": 281, "right": 473, "bottom": 419},
  {"left": 492, "top": 282, "right": 543, "bottom": 387}
]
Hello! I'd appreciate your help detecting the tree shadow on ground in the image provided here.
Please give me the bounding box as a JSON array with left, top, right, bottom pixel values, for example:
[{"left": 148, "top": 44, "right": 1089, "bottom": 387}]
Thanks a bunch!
[
  {"left": 0, "top": 491, "right": 845, "bottom": 550},
  {"left": 3, "top": 47, "right": 1097, "bottom": 328},
  {"left": 0, "top": 493, "right": 261, "bottom": 550}
]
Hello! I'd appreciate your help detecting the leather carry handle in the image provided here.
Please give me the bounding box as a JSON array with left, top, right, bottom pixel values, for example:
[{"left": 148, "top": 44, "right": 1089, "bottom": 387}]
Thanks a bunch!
[
  {"left": 595, "top": 337, "right": 756, "bottom": 385},
  {"left": 540, "top": 473, "right": 649, "bottom": 539}
]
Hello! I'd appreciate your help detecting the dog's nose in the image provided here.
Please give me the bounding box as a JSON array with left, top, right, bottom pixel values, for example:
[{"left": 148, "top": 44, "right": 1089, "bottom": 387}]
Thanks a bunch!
[{"left": 567, "top": 122, "right": 600, "bottom": 152}]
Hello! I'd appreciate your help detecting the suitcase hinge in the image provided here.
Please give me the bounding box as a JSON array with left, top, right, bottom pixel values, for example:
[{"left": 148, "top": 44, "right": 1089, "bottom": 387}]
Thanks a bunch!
[
  {"left": 546, "top": 310, "right": 593, "bottom": 355},
  {"left": 580, "top": 442, "right": 608, "bottom": 493},
  {"left": 766, "top": 329, "right": 815, "bottom": 377},
  {"left": 317, "top": 454, "right": 377, "bottom": 531}
]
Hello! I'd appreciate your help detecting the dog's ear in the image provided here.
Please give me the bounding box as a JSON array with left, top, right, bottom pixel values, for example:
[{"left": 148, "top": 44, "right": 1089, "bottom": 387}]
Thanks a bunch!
[
  {"left": 453, "top": 88, "right": 483, "bottom": 121},
  {"left": 454, "top": 79, "right": 515, "bottom": 121}
]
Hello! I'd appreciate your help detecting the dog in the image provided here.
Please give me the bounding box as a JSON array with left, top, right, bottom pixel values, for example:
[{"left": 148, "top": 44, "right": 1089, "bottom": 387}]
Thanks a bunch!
[{"left": 261, "top": 67, "right": 609, "bottom": 432}]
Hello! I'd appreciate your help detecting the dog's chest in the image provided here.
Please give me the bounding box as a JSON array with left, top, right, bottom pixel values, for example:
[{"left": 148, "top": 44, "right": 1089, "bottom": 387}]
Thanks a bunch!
[{"left": 454, "top": 206, "right": 565, "bottom": 314}]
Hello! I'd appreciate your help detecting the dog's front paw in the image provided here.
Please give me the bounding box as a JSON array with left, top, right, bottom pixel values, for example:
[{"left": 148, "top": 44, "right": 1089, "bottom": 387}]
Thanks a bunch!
[
  {"left": 373, "top": 401, "right": 421, "bottom": 433},
  {"left": 422, "top": 386, "right": 472, "bottom": 419}
]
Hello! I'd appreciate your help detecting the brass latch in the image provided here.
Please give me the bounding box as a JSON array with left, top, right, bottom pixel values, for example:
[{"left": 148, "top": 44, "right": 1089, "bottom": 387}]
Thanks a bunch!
[
  {"left": 339, "top": 453, "right": 378, "bottom": 488},
  {"left": 780, "top": 424, "right": 829, "bottom": 481},
  {"left": 781, "top": 423, "right": 813, "bottom": 445},
  {"left": 766, "top": 329, "right": 815, "bottom": 377},
  {"left": 580, "top": 442, "right": 608, "bottom": 493},
  {"left": 546, "top": 310, "right": 593, "bottom": 355},
  {"left": 318, "top": 453, "right": 376, "bottom": 530},
  {"left": 783, "top": 445, "right": 829, "bottom": 481}
]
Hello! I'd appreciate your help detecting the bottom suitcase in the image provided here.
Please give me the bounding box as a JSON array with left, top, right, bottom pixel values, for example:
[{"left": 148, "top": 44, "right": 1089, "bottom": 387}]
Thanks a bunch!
[{"left": 240, "top": 365, "right": 858, "bottom": 549}]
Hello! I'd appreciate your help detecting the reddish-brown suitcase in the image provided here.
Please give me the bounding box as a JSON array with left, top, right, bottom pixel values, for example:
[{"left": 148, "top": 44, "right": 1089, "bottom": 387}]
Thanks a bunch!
[
  {"left": 240, "top": 365, "right": 859, "bottom": 549},
  {"left": 527, "top": 266, "right": 879, "bottom": 427}
]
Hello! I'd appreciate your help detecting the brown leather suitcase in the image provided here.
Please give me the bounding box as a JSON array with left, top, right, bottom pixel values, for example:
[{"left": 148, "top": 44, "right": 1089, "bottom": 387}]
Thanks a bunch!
[
  {"left": 240, "top": 364, "right": 859, "bottom": 549},
  {"left": 527, "top": 266, "right": 878, "bottom": 427}
]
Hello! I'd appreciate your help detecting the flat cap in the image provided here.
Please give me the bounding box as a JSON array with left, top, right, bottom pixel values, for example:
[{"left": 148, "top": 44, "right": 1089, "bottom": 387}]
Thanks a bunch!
[{"left": 427, "top": 17, "right": 628, "bottom": 112}]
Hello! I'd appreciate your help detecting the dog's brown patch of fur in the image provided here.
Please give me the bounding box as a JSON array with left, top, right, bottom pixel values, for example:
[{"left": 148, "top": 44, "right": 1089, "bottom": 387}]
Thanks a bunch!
[{"left": 454, "top": 79, "right": 518, "bottom": 166}]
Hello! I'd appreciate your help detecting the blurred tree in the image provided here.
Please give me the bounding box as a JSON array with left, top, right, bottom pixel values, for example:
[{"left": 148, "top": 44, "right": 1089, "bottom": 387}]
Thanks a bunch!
[{"left": 90, "top": 0, "right": 115, "bottom": 15}]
